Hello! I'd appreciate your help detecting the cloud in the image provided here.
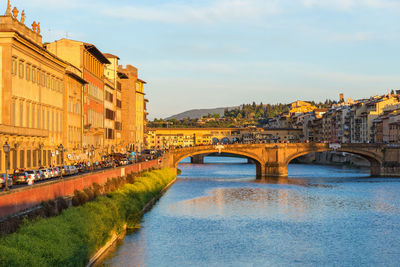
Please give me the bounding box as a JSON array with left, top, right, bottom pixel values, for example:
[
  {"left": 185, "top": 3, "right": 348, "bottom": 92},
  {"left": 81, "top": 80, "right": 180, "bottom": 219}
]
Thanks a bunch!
[
  {"left": 97, "top": 0, "right": 282, "bottom": 24},
  {"left": 302, "top": 0, "right": 400, "bottom": 11}
]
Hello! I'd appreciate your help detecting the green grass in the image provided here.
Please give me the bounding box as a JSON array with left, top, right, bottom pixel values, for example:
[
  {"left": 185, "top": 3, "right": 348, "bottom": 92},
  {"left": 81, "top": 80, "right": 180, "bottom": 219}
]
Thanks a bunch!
[{"left": 0, "top": 168, "right": 176, "bottom": 267}]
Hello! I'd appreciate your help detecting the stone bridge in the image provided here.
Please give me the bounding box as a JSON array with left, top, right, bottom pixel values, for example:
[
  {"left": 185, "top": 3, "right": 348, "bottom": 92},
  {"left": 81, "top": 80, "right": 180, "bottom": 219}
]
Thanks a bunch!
[{"left": 164, "top": 143, "right": 400, "bottom": 178}]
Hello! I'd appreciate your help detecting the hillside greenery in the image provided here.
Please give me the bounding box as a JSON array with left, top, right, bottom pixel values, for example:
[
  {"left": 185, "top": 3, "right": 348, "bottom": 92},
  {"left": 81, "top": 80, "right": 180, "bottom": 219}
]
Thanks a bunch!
[{"left": 149, "top": 100, "right": 335, "bottom": 128}]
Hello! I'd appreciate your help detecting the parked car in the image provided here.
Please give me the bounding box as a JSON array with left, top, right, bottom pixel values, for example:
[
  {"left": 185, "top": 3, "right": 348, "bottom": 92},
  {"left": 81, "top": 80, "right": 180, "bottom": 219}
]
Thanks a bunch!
[
  {"left": 119, "top": 158, "right": 129, "bottom": 166},
  {"left": 61, "top": 165, "right": 73, "bottom": 176},
  {"left": 36, "top": 170, "right": 46, "bottom": 180},
  {"left": 0, "top": 173, "right": 13, "bottom": 189},
  {"left": 39, "top": 169, "right": 50, "bottom": 179},
  {"left": 26, "top": 170, "right": 38, "bottom": 182},
  {"left": 52, "top": 167, "right": 61, "bottom": 178},
  {"left": 13, "top": 170, "right": 29, "bottom": 184},
  {"left": 46, "top": 168, "right": 55, "bottom": 178},
  {"left": 75, "top": 164, "right": 86, "bottom": 173},
  {"left": 69, "top": 165, "right": 78, "bottom": 175}
]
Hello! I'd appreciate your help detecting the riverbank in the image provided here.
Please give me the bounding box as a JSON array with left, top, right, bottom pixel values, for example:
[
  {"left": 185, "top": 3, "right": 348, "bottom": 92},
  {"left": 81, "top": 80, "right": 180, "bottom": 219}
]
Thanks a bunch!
[{"left": 0, "top": 168, "right": 176, "bottom": 267}]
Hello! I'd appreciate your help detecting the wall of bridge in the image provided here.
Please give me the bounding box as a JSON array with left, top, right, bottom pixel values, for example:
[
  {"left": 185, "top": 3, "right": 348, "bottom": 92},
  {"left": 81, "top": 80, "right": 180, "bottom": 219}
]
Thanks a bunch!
[
  {"left": 167, "top": 143, "right": 400, "bottom": 178},
  {"left": 0, "top": 160, "right": 160, "bottom": 218}
]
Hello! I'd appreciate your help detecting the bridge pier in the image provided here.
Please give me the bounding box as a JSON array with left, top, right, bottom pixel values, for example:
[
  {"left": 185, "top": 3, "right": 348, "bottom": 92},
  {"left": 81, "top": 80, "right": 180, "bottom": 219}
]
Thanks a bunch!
[
  {"left": 256, "top": 163, "right": 288, "bottom": 179},
  {"left": 190, "top": 155, "right": 204, "bottom": 164}
]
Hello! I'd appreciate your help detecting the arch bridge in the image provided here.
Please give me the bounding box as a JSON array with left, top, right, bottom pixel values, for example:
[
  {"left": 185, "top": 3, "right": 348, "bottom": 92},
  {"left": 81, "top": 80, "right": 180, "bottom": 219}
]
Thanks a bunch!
[{"left": 164, "top": 143, "right": 400, "bottom": 178}]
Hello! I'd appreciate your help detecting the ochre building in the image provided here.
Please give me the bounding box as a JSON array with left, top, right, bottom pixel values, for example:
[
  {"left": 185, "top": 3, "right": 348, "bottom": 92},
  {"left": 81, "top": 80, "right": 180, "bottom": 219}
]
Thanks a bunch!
[{"left": 0, "top": 7, "right": 67, "bottom": 172}]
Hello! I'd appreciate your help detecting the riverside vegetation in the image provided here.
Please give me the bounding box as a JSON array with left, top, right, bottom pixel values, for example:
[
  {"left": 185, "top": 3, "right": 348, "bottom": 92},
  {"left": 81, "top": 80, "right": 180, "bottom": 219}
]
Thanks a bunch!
[{"left": 0, "top": 168, "right": 176, "bottom": 267}]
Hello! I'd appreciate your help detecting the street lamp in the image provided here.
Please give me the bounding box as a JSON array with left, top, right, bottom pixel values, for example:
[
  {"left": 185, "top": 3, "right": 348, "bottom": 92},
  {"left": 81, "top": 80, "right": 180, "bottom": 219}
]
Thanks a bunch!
[
  {"left": 13, "top": 143, "right": 19, "bottom": 174},
  {"left": 3, "top": 142, "right": 10, "bottom": 191},
  {"left": 58, "top": 144, "right": 64, "bottom": 179}
]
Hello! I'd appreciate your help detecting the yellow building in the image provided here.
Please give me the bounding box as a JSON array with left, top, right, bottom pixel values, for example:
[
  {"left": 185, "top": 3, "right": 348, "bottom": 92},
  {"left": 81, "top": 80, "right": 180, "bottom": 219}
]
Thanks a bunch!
[
  {"left": 64, "top": 64, "right": 87, "bottom": 163},
  {"left": 104, "top": 53, "right": 124, "bottom": 153},
  {"left": 135, "top": 79, "right": 146, "bottom": 152},
  {"left": 119, "top": 65, "right": 137, "bottom": 152},
  {"left": 0, "top": 5, "right": 68, "bottom": 172},
  {"left": 146, "top": 128, "right": 241, "bottom": 149},
  {"left": 46, "top": 38, "right": 110, "bottom": 161},
  {"left": 288, "top": 100, "right": 317, "bottom": 115},
  {"left": 146, "top": 127, "right": 305, "bottom": 149}
]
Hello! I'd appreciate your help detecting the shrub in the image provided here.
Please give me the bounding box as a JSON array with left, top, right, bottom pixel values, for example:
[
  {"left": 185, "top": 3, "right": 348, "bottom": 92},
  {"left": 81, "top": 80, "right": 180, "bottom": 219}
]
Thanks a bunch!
[
  {"left": 56, "top": 197, "right": 69, "bottom": 213},
  {"left": 42, "top": 200, "right": 57, "bottom": 217},
  {"left": 92, "top": 183, "right": 103, "bottom": 197},
  {"left": 83, "top": 188, "right": 95, "bottom": 201}
]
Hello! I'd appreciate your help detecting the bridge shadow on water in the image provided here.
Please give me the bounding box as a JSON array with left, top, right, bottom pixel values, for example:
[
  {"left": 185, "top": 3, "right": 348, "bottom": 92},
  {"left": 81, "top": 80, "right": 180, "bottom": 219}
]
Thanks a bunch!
[{"left": 178, "top": 156, "right": 399, "bottom": 188}]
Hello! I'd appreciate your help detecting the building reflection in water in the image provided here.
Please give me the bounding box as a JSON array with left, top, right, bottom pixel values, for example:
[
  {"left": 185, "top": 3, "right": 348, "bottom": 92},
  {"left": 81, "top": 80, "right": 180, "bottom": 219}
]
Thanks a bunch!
[{"left": 167, "top": 187, "right": 310, "bottom": 222}]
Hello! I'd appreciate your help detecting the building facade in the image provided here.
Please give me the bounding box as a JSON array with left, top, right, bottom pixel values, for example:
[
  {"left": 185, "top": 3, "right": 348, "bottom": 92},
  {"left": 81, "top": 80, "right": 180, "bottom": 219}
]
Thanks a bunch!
[
  {"left": 0, "top": 8, "right": 67, "bottom": 172},
  {"left": 64, "top": 64, "right": 87, "bottom": 163},
  {"left": 46, "top": 39, "right": 110, "bottom": 161}
]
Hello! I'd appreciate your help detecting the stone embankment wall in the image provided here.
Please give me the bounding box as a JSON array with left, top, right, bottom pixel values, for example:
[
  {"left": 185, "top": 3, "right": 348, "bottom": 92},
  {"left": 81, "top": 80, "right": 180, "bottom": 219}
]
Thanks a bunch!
[
  {"left": 0, "top": 160, "right": 160, "bottom": 218},
  {"left": 294, "top": 151, "right": 370, "bottom": 167}
]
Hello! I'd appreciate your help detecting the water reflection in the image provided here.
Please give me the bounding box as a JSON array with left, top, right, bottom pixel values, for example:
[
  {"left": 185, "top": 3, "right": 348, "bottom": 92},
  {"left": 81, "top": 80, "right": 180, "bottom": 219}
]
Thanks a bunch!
[{"left": 101, "top": 157, "right": 400, "bottom": 267}]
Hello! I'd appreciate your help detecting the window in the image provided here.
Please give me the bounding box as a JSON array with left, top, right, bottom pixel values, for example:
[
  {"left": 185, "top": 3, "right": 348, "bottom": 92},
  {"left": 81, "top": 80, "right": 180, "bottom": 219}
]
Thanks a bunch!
[
  {"left": 105, "top": 91, "right": 113, "bottom": 102},
  {"left": 26, "top": 64, "right": 31, "bottom": 81},
  {"left": 105, "top": 109, "right": 115, "bottom": 120},
  {"left": 19, "top": 102, "right": 23, "bottom": 127},
  {"left": 26, "top": 103, "right": 30, "bottom": 128},
  {"left": 56, "top": 112, "right": 59, "bottom": 132},
  {"left": 41, "top": 71, "right": 45, "bottom": 86},
  {"left": 19, "top": 150, "right": 25, "bottom": 168},
  {"left": 27, "top": 150, "right": 31, "bottom": 168},
  {"left": 42, "top": 109, "right": 45, "bottom": 129},
  {"left": 32, "top": 67, "right": 37, "bottom": 83},
  {"left": 46, "top": 74, "right": 50, "bottom": 88},
  {"left": 37, "top": 106, "right": 41, "bottom": 129},
  {"left": 47, "top": 110, "right": 50, "bottom": 130},
  {"left": 19, "top": 61, "right": 24, "bottom": 79},
  {"left": 32, "top": 104, "right": 35, "bottom": 128},
  {"left": 12, "top": 57, "right": 18, "bottom": 75},
  {"left": 116, "top": 99, "right": 122, "bottom": 108},
  {"left": 106, "top": 128, "right": 114, "bottom": 139},
  {"left": 52, "top": 111, "right": 54, "bottom": 132}
]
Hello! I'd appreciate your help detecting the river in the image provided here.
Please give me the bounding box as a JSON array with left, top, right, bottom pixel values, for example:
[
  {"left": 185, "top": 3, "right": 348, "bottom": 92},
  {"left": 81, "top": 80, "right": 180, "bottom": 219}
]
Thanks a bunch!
[{"left": 99, "top": 157, "right": 400, "bottom": 266}]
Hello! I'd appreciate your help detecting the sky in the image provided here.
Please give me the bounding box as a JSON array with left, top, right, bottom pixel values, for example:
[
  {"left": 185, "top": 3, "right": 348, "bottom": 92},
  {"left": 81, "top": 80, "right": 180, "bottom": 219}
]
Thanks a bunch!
[{"left": 11, "top": 0, "right": 400, "bottom": 119}]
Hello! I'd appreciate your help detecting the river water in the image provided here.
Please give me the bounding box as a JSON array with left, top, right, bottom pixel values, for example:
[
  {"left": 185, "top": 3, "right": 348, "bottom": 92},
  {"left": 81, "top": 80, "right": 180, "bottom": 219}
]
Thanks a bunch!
[{"left": 100, "top": 157, "right": 400, "bottom": 266}]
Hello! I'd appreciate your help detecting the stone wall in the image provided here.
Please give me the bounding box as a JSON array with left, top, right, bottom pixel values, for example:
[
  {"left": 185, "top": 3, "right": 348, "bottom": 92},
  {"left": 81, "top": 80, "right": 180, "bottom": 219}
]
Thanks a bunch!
[{"left": 0, "top": 160, "right": 160, "bottom": 218}]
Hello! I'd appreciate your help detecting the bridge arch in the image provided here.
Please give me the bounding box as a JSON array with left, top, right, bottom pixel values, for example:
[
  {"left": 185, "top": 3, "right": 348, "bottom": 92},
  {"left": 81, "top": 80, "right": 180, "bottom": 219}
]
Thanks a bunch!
[
  {"left": 220, "top": 137, "right": 231, "bottom": 144},
  {"left": 284, "top": 147, "right": 383, "bottom": 176},
  {"left": 173, "top": 148, "right": 265, "bottom": 178},
  {"left": 212, "top": 138, "right": 219, "bottom": 144}
]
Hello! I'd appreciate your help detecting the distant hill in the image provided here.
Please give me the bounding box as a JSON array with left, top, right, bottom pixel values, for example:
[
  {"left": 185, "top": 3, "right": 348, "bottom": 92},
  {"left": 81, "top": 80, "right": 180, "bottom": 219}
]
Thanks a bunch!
[{"left": 166, "top": 107, "right": 237, "bottom": 120}]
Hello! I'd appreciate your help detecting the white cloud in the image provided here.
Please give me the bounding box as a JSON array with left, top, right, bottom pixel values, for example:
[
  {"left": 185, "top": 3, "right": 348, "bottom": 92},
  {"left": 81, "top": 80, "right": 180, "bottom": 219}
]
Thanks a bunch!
[
  {"left": 302, "top": 0, "right": 400, "bottom": 10},
  {"left": 98, "top": 0, "right": 282, "bottom": 24}
]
